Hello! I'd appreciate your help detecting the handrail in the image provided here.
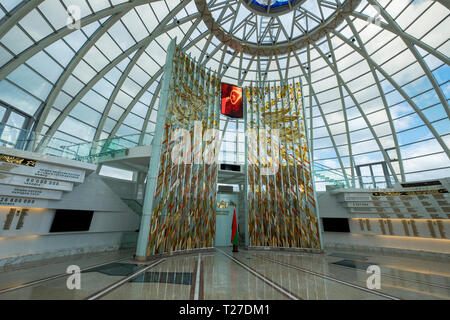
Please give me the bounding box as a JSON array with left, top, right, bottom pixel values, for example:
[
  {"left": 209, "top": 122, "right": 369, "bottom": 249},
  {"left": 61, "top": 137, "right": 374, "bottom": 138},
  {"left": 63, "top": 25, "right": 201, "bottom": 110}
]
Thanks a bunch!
[
  {"left": 0, "top": 122, "right": 397, "bottom": 189},
  {"left": 121, "top": 198, "right": 143, "bottom": 216},
  {"left": 0, "top": 122, "right": 152, "bottom": 164},
  {"left": 314, "top": 172, "right": 397, "bottom": 189}
]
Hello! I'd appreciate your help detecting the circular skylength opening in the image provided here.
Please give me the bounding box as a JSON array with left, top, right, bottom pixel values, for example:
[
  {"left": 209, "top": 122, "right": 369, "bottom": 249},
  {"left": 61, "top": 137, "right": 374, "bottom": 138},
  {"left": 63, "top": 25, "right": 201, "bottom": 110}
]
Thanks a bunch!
[
  {"left": 240, "top": 0, "right": 306, "bottom": 17},
  {"left": 195, "top": 0, "right": 362, "bottom": 56}
]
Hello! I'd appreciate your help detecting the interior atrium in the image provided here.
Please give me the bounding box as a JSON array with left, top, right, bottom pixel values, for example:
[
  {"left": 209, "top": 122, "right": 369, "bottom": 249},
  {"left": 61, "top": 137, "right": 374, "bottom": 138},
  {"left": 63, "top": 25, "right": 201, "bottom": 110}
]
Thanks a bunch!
[{"left": 0, "top": 0, "right": 449, "bottom": 303}]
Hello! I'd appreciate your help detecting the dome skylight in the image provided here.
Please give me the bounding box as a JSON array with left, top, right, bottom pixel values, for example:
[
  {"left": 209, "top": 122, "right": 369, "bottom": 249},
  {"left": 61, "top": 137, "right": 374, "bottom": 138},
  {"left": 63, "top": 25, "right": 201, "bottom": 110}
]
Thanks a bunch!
[
  {"left": 195, "top": 0, "right": 362, "bottom": 56},
  {"left": 241, "top": 0, "right": 302, "bottom": 16}
]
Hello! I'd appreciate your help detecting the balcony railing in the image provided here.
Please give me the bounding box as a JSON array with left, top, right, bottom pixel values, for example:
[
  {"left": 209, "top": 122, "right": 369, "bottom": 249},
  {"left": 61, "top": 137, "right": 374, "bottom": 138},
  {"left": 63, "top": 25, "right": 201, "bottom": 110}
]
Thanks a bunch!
[
  {"left": 0, "top": 122, "right": 152, "bottom": 164},
  {"left": 313, "top": 162, "right": 396, "bottom": 189},
  {"left": 0, "top": 122, "right": 397, "bottom": 189}
]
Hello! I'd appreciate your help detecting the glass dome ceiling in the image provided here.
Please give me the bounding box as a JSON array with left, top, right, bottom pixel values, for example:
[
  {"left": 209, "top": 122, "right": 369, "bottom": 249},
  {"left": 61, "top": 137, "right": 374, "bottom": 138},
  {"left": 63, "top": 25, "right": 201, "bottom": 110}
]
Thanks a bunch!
[
  {"left": 0, "top": 0, "right": 448, "bottom": 190},
  {"left": 242, "top": 0, "right": 301, "bottom": 16},
  {"left": 196, "top": 0, "right": 362, "bottom": 55}
]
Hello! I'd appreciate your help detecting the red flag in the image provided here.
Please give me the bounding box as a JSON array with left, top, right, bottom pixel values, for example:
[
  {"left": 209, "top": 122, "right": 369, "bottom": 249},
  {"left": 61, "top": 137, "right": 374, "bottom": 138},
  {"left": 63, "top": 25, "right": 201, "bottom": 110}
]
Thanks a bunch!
[{"left": 231, "top": 208, "right": 239, "bottom": 245}]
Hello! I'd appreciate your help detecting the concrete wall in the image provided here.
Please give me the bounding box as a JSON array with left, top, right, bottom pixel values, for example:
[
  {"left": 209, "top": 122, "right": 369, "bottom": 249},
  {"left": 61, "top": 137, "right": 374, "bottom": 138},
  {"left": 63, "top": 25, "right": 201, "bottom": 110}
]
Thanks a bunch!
[
  {"left": 322, "top": 232, "right": 450, "bottom": 255},
  {"left": 101, "top": 176, "right": 137, "bottom": 200},
  {"left": 317, "top": 191, "right": 350, "bottom": 219}
]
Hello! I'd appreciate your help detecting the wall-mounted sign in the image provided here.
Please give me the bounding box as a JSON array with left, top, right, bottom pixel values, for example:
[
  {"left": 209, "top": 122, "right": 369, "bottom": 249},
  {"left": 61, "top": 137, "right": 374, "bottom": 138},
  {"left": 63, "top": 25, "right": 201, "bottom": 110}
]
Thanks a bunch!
[
  {"left": 0, "top": 154, "right": 36, "bottom": 167},
  {"left": 342, "top": 195, "right": 372, "bottom": 201},
  {"left": 401, "top": 181, "right": 442, "bottom": 188},
  {"left": 0, "top": 161, "right": 85, "bottom": 183},
  {"left": 0, "top": 184, "right": 62, "bottom": 200},
  {"left": 2, "top": 208, "right": 29, "bottom": 231},
  {"left": 221, "top": 83, "right": 243, "bottom": 118},
  {"left": 0, "top": 172, "right": 73, "bottom": 191},
  {"left": 0, "top": 196, "right": 49, "bottom": 208}
]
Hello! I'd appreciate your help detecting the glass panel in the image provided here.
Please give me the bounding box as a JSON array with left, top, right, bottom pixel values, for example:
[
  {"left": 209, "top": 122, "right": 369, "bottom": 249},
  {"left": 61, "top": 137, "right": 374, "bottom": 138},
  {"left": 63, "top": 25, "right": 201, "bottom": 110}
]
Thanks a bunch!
[{"left": 6, "top": 112, "right": 25, "bottom": 128}]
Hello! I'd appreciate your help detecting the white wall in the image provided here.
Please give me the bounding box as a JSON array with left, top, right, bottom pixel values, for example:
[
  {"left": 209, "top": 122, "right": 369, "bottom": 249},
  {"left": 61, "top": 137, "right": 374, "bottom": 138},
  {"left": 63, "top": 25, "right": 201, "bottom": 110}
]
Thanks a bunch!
[
  {"left": 100, "top": 176, "right": 137, "bottom": 200},
  {"left": 0, "top": 232, "right": 134, "bottom": 265},
  {"left": 322, "top": 232, "right": 450, "bottom": 255}
]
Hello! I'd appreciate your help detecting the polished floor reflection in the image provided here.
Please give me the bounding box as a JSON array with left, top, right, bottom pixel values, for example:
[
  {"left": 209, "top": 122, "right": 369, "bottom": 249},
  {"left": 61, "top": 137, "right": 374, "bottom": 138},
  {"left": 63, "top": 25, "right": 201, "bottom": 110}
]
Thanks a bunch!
[{"left": 0, "top": 248, "right": 449, "bottom": 300}]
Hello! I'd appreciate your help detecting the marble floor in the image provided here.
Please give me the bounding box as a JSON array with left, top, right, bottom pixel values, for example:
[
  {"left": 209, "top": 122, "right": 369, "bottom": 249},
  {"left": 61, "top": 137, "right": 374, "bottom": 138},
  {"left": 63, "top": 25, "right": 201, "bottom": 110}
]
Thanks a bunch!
[{"left": 0, "top": 247, "right": 449, "bottom": 300}]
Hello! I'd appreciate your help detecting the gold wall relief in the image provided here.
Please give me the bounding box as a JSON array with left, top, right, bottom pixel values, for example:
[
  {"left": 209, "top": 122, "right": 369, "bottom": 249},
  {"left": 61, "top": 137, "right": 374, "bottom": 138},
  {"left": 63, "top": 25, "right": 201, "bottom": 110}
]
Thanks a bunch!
[
  {"left": 427, "top": 220, "right": 436, "bottom": 238},
  {"left": 0, "top": 154, "right": 36, "bottom": 167},
  {"left": 216, "top": 200, "right": 236, "bottom": 209},
  {"left": 436, "top": 220, "right": 446, "bottom": 239},
  {"left": 378, "top": 219, "right": 386, "bottom": 235},
  {"left": 359, "top": 219, "right": 365, "bottom": 232},
  {"left": 410, "top": 220, "right": 419, "bottom": 237},
  {"left": 365, "top": 219, "right": 371, "bottom": 231},
  {"left": 379, "top": 212, "right": 388, "bottom": 218},
  {"left": 387, "top": 220, "right": 394, "bottom": 235},
  {"left": 145, "top": 49, "right": 220, "bottom": 256},
  {"left": 3, "top": 208, "right": 16, "bottom": 230},
  {"left": 15, "top": 209, "right": 28, "bottom": 230},
  {"left": 401, "top": 219, "right": 410, "bottom": 236},
  {"left": 246, "top": 80, "right": 319, "bottom": 249}
]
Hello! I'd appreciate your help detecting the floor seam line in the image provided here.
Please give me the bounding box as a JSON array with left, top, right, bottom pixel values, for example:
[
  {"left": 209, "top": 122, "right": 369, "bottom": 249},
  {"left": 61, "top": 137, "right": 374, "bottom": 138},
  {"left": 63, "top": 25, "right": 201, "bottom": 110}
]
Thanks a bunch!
[
  {"left": 85, "top": 258, "right": 166, "bottom": 300},
  {"left": 329, "top": 262, "right": 450, "bottom": 290},
  {"left": 216, "top": 248, "right": 302, "bottom": 300},
  {"left": 256, "top": 254, "right": 402, "bottom": 300},
  {"left": 0, "top": 256, "right": 132, "bottom": 294},
  {"left": 194, "top": 253, "right": 201, "bottom": 300}
]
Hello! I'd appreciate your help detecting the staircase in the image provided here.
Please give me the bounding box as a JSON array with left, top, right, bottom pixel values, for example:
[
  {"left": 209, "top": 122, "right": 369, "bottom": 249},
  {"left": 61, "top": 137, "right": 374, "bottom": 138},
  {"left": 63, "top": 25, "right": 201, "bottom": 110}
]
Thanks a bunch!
[
  {"left": 313, "top": 162, "right": 349, "bottom": 188},
  {"left": 62, "top": 134, "right": 149, "bottom": 164},
  {"left": 121, "top": 198, "right": 143, "bottom": 216}
]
